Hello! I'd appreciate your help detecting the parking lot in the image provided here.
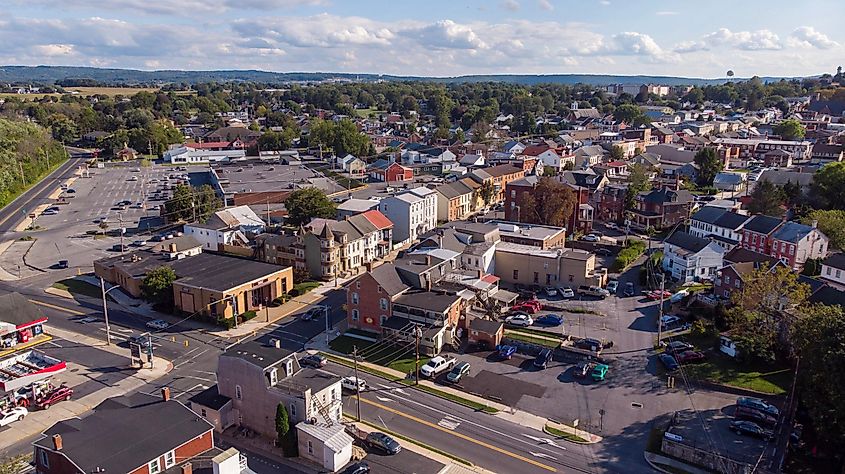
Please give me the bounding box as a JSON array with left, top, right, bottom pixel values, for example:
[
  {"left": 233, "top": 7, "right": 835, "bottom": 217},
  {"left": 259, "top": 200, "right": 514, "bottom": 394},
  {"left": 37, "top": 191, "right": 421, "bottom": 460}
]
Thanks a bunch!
[{"left": 5, "top": 162, "right": 206, "bottom": 272}]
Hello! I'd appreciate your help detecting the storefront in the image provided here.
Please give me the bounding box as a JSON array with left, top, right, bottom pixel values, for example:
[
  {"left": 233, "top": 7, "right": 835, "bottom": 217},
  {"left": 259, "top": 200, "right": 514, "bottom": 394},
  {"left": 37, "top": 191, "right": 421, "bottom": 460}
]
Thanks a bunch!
[{"left": 0, "top": 292, "right": 47, "bottom": 349}]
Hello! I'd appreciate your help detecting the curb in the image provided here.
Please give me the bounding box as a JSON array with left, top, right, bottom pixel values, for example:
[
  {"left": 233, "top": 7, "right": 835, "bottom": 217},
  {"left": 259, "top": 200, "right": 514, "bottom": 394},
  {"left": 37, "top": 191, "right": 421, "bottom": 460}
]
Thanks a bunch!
[{"left": 541, "top": 424, "right": 600, "bottom": 445}]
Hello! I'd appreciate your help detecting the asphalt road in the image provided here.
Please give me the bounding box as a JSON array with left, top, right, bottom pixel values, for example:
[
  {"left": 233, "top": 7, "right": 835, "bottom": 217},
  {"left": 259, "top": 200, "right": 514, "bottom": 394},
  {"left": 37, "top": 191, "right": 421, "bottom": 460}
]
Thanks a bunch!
[{"left": 0, "top": 157, "right": 86, "bottom": 235}]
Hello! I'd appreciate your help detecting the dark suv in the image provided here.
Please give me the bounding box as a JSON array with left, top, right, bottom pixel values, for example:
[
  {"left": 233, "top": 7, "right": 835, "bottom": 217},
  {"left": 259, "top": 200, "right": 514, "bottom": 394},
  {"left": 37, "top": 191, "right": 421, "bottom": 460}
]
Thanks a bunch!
[
  {"left": 533, "top": 348, "right": 553, "bottom": 369},
  {"left": 365, "top": 432, "right": 401, "bottom": 455}
]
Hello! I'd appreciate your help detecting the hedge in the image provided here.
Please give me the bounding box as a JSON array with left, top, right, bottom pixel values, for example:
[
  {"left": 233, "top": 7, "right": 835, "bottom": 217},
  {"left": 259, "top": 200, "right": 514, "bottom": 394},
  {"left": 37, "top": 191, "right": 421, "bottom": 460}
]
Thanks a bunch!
[{"left": 612, "top": 239, "right": 646, "bottom": 271}]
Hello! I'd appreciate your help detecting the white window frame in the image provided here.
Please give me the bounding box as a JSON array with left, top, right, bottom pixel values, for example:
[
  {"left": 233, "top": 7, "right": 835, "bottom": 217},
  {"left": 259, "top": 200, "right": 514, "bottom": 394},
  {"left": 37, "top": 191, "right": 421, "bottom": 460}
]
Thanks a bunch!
[
  {"left": 149, "top": 458, "right": 162, "bottom": 474},
  {"left": 38, "top": 449, "right": 49, "bottom": 468},
  {"left": 164, "top": 450, "right": 176, "bottom": 469},
  {"left": 351, "top": 309, "right": 359, "bottom": 321}
]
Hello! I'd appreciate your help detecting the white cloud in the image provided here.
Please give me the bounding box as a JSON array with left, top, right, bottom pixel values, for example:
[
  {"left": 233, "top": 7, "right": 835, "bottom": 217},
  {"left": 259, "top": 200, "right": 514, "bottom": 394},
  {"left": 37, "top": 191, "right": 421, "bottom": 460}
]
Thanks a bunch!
[
  {"left": 410, "top": 20, "right": 488, "bottom": 50},
  {"left": 701, "top": 28, "right": 782, "bottom": 50},
  {"left": 11, "top": 0, "right": 327, "bottom": 14},
  {"left": 501, "top": 0, "right": 520, "bottom": 11},
  {"left": 608, "top": 32, "right": 665, "bottom": 57},
  {"left": 538, "top": 0, "right": 553, "bottom": 11},
  {"left": 789, "top": 26, "right": 838, "bottom": 49},
  {"left": 31, "top": 44, "right": 75, "bottom": 56}
]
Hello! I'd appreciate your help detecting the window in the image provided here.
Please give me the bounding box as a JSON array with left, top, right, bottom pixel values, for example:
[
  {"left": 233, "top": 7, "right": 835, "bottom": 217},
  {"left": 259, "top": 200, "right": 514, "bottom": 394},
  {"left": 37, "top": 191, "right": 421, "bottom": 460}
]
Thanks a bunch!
[
  {"left": 789, "top": 245, "right": 794, "bottom": 256},
  {"left": 290, "top": 403, "right": 296, "bottom": 418},
  {"left": 724, "top": 276, "right": 731, "bottom": 285},
  {"left": 351, "top": 292, "right": 359, "bottom": 304},
  {"left": 837, "top": 270, "right": 841, "bottom": 279},
  {"left": 307, "top": 440, "right": 314, "bottom": 454},
  {"left": 38, "top": 449, "right": 49, "bottom": 468},
  {"left": 513, "top": 270, "right": 519, "bottom": 280},
  {"left": 533, "top": 272, "right": 539, "bottom": 284},
  {"left": 149, "top": 459, "right": 162, "bottom": 474},
  {"left": 164, "top": 451, "right": 176, "bottom": 469},
  {"left": 235, "top": 385, "right": 242, "bottom": 400},
  {"left": 380, "top": 315, "right": 388, "bottom": 325},
  {"left": 200, "top": 408, "right": 207, "bottom": 417},
  {"left": 356, "top": 280, "right": 360, "bottom": 289},
  {"left": 351, "top": 309, "right": 359, "bottom": 321},
  {"left": 379, "top": 298, "right": 388, "bottom": 310},
  {"left": 827, "top": 267, "right": 832, "bottom": 276},
  {"left": 377, "top": 285, "right": 382, "bottom": 293},
  {"left": 734, "top": 279, "right": 741, "bottom": 288}
]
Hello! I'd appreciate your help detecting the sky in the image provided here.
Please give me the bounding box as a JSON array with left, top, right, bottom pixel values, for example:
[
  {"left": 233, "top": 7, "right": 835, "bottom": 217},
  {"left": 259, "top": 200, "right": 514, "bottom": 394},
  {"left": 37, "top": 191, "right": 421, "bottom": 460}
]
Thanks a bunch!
[{"left": 1, "top": 0, "right": 843, "bottom": 78}]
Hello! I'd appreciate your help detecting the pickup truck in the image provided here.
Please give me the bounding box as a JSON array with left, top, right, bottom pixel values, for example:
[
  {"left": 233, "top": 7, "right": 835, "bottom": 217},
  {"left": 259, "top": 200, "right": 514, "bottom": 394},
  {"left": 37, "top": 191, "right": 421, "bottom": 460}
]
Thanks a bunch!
[
  {"left": 577, "top": 285, "right": 610, "bottom": 298},
  {"left": 419, "top": 356, "right": 456, "bottom": 378}
]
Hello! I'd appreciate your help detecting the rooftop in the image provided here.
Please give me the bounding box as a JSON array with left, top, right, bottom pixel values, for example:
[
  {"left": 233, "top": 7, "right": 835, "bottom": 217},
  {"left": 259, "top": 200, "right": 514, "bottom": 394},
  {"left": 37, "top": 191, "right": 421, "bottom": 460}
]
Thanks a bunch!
[
  {"left": 337, "top": 198, "right": 380, "bottom": 213},
  {"left": 366, "top": 263, "right": 410, "bottom": 297},
  {"left": 395, "top": 291, "right": 462, "bottom": 313},
  {"left": 221, "top": 339, "right": 294, "bottom": 369},
  {"left": 211, "top": 162, "right": 344, "bottom": 195},
  {"left": 0, "top": 291, "right": 46, "bottom": 327},
  {"left": 173, "top": 253, "right": 289, "bottom": 292},
  {"left": 743, "top": 215, "right": 783, "bottom": 235},
  {"left": 665, "top": 230, "right": 713, "bottom": 253},
  {"left": 772, "top": 221, "right": 816, "bottom": 243},
  {"left": 822, "top": 253, "right": 845, "bottom": 271},
  {"left": 188, "top": 385, "right": 230, "bottom": 411}
]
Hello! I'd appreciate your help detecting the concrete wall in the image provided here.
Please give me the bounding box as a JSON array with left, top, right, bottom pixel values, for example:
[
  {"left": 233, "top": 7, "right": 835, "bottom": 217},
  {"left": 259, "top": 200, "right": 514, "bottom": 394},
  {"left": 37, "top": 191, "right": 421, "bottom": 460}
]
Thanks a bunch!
[
  {"left": 661, "top": 438, "right": 749, "bottom": 474},
  {"left": 494, "top": 249, "right": 597, "bottom": 288}
]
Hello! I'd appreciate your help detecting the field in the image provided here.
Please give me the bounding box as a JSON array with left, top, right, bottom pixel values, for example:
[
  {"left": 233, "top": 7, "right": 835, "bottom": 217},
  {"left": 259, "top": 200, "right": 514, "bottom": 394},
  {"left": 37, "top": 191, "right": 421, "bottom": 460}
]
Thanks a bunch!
[{"left": 0, "top": 86, "right": 190, "bottom": 100}]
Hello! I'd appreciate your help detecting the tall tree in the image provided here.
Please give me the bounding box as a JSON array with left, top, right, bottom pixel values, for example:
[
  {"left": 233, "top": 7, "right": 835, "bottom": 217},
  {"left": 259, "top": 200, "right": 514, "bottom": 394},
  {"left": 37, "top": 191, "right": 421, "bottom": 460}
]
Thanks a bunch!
[
  {"left": 285, "top": 187, "right": 336, "bottom": 226},
  {"left": 791, "top": 304, "right": 845, "bottom": 452},
  {"left": 477, "top": 180, "right": 496, "bottom": 208},
  {"left": 624, "top": 163, "right": 653, "bottom": 210},
  {"left": 811, "top": 161, "right": 845, "bottom": 210},
  {"left": 747, "top": 179, "right": 785, "bottom": 216},
  {"left": 728, "top": 264, "right": 810, "bottom": 361},
  {"left": 613, "top": 104, "right": 651, "bottom": 127},
  {"left": 773, "top": 119, "right": 806, "bottom": 140},
  {"left": 610, "top": 145, "right": 625, "bottom": 161},
  {"left": 516, "top": 177, "right": 576, "bottom": 227},
  {"left": 693, "top": 147, "right": 723, "bottom": 186},
  {"left": 275, "top": 402, "right": 290, "bottom": 445},
  {"left": 164, "top": 184, "right": 222, "bottom": 223},
  {"left": 801, "top": 209, "right": 845, "bottom": 249},
  {"left": 141, "top": 266, "right": 177, "bottom": 307}
]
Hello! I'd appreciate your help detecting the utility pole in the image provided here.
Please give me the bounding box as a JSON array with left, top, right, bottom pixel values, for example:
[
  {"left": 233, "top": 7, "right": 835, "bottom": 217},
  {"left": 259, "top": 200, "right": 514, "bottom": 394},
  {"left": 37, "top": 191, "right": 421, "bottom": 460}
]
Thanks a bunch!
[
  {"left": 324, "top": 305, "right": 330, "bottom": 345},
  {"left": 414, "top": 326, "right": 422, "bottom": 386},
  {"left": 118, "top": 213, "right": 125, "bottom": 255},
  {"left": 100, "top": 277, "right": 112, "bottom": 345},
  {"left": 352, "top": 345, "right": 361, "bottom": 421},
  {"left": 657, "top": 274, "right": 665, "bottom": 345}
]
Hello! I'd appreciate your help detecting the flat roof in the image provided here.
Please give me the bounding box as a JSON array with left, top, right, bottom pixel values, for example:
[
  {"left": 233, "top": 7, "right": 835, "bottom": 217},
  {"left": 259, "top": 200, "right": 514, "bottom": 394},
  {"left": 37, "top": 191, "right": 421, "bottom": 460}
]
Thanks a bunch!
[
  {"left": 211, "top": 163, "right": 345, "bottom": 195},
  {"left": 222, "top": 340, "right": 294, "bottom": 369},
  {"left": 172, "top": 253, "right": 289, "bottom": 292}
]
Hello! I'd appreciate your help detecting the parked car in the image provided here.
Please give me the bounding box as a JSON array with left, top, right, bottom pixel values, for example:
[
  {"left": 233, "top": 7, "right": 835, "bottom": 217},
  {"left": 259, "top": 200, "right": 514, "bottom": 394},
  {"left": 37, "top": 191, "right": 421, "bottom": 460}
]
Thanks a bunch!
[
  {"left": 664, "top": 340, "right": 694, "bottom": 354},
  {"left": 420, "top": 356, "right": 457, "bottom": 377},
  {"left": 658, "top": 353, "right": 679, "bottom": 371},
  {"left": 623, "top": 282, "right": 635, "bottom": 297},
  {"left": 581, "top": 234, "right": 600, "bottom": 242},
  {"left": 647, "top": 290, "right": 673, "bottom": 301},
  {"left": 659, "top": 315, "right": 682, "bottom": 328},
  {"left": 497, "top": 344, "right": 517, "bottom": 360},
  {"left": 446, "top": 361, "right": 471, "bottom": 383},
  {"left": 0, "top": 407, "right": 27, "bottom": 427},
  {"left": 128, "top": 176, "right": 139, "bottom": 181},
  {"left": 591, "top": 363, "right": 609, "bottom": 381},
  {"left": 341, "top": 376, "right": 367, "bottom": 392},
  {"left": 42, "top": 209, "right": 58, "bottom": 216},
  {"left": 112, "top": 244, "right": 128, "bottom": 252},
  {"left": 559, "top": 287, "right": 575, "bottom": 299},
  {"left": 57, "top": 260, "right": 69, "bottom": 269},
  {"left": 132, "top": 240, "right": 147, "bottom": 246},
  {"left": 66, "top": 188, "right": 76, "bottom": 194},
  {"left": 606, "top": 280, "right": 619, "bottom": 294},
  {"left": 300, "top": 307, "right": 323, "bottom": 321},
  {"left": 341, "top": 462, "right": 370, "bottom": 474},
  {"left": 34, "top": 384, "right": 73, "bottom": 410},
  {"left": 573, "top": 337, "right": 602, "bottom": 352},
  {"left": 595, "top": 248, "right": 612, "bottom": 256},
  {"left": 510, "top": 302, "right": 540, "bottom": 314},
  {"left": 573, "top": 360, "right": 593, "bottom": 378},
  {"left": 366, "top": 432, "right": 401, "bottom": 455},
  {"left": 533, "top": 348, "right": 553, "bottom": 369},
  {"left": 676, "top": 350, "right": 706, "bottom": 364},
  {"left": 146, "top": 319, "right": 169, "bottom": 330},
  {"left": 300, "top": 354, "right": 328, "bottom": 368},
  {"left": 505, "top": 313, "right": 534, "bottom": 327},
  {"left": 544, "top": 287, "right": 558, "bottom": 297},
  {"left": 737, "top": 397, "right": 780, "bottom": 417},
  {"left": 729, "top": 420, "right": 773, "bottom": 440},
  {"left": 534, "top": 314, "right": 564, "bottom": 327},
  {"left": 734, "top": 406, "right": 778, "bottom": 428},
  {"left": 577, "top": 285, "right": 610, "bottom": 298}
]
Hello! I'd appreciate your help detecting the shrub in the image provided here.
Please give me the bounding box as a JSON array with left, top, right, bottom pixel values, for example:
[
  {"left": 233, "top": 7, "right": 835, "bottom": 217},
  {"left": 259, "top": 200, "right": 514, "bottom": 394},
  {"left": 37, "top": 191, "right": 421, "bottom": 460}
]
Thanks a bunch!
[
  {"left": 612, "top": 239, "right": 647, "bottom": 271},
  {"left": 217, "top": 317, "right": 236, "bottom": 329},
  {"left": 240, "top": 310, "right": 257, "bottom": 322}
]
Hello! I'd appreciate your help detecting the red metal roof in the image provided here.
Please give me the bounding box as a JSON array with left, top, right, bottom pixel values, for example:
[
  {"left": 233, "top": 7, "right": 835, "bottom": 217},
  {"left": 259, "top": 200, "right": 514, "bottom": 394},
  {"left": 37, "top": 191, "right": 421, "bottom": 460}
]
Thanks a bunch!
[{"left": 361, "top": 210, "right": 394, "bottom": 230}]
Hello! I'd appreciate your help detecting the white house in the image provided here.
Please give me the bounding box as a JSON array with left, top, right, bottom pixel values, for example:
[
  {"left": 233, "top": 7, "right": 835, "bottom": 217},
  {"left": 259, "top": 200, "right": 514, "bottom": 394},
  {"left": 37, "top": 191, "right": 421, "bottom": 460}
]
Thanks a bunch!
[
  {"left": 378, "top": 187, "right": 437, "bottom": 244},
  {"left": 535, "top": 149, "right": 575, "bottom": 172},
  {"left": 295, "top": 423, "right": 353, "bottom": 472},
  {"left": 663, "top": 231, "right": 725, "bottom": 283},
  {"left": 820, "top": 254, "right": 845, "bottom": 289},
  {"left": 183, "top": 205, "right": 265, "bottom": 251},
  {"left": 163, "top": 146, "right": 246, "bottom": 164},
  {"left": 459, "top": 153, "right": 486, "bottom": 167},
  {"left": 688, "top": 206, "right": 750, "bottom": 250}
]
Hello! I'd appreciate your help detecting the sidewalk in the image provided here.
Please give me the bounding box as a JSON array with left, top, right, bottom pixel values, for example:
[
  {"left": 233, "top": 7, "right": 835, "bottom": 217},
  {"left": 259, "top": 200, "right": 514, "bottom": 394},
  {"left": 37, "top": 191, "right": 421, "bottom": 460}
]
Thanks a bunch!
[
  {"left": 0, "top": 324, "right": 172, "bottom": 453},
  {"left": 307, "top": 339, "right": 602, "bottom": 444}
]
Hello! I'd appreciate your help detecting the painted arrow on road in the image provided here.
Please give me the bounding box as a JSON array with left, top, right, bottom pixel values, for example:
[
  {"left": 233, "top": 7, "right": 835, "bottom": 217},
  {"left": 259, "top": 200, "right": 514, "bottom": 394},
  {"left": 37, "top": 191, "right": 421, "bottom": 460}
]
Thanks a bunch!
[
  {"left": 530, "top": 451, "right": 559, "bottom": 461},
  {"left": 523, "top": 434, "right": 566, "bottom": 450}
]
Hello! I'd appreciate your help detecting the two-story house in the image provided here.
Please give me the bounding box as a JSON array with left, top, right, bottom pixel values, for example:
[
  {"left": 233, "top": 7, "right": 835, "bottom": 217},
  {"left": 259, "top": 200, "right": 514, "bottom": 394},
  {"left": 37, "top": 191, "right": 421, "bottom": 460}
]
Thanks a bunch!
[
  {"left": 434, "top": 180, "right": 476, "bottom": 222},
  {"left": 183, "top": 205, "right": 265, "bottom": 252},
  {"left": 631, "top": 187, "right": 694, "bottom": 230},
  {"left": 741, "top": 215, "right": 784, "bottom": 255},
  {"left": 715, "top": 259, "right": 786, "bottom": 301},
  {"left": 346, "top": 262, "right": 410, "bottom": 333},
  {"left": 378, "top": 187, "right": 437, "bottom": 245},
  {"left": 663, "top": 231, "right": 725, "bottom": 283},
  {"left": 194, "top": 340, "right": 342, "bottom": 439},
  {"left": 769, "top": 220, "right": 828, "bottom": 270},
  {"left": 819, "top": 253, "right": 845, "bottom": 289},
  {"left": 689, "top": 206, "right": 751, "bottom": 250},
  {"left": 470, "top": 164, "right": 526, "bottom": 204},
  {"left": 560, "top": 169, "right": 609, "bottom": 233},
  {"left": 597, "top": 184, "right": 628, "bottom": 224},
  {"left": 34, "top": 391, "right": 214, "bottom": 474}
]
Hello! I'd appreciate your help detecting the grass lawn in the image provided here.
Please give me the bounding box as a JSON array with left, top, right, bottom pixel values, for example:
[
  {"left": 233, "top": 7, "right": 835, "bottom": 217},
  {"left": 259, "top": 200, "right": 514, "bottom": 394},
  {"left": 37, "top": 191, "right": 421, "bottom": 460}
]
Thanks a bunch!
[
  {"left": 52, "top": 279, "right": 101, "bottom": 299},
  {"left": 683, "top": 352, "right": 792, "bottom": 395},
  {"left": 67, "top": 86, "right": 160, "bottom": 96},
  {"left": 328, "top": 335, "right": 429, "bottom": 373},
  {"left": 543, "top": 425, "right": 590, "bottom": 443},
  {"left": 353, "top": 107, "right": 386, "bottom": 118},
  {"left": 292, "top": 281, "right": 320, "bottom": 295},
  {"left": 504, "top": 330, "right": 561, "bottom": 348},
  {"left": 328, "top": 335, "right": 373, "bottom": 354}
]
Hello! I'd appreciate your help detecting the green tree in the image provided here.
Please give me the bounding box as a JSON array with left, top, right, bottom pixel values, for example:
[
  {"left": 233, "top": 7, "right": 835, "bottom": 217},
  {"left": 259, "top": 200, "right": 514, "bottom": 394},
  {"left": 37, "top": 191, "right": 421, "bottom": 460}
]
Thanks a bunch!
[
  {"left": 164, "top": 184, "right": 222, "bottom": 223},
  {"left": 516, "top": 177, "right": 576, "bottom": 227},
  {"left": 811, "top": 161, "right": 845, "bottom": 210},
  {"left": 801, "top": 209, "right": 845, "bottom": 249},
  {"left": 141, "top": 266, "right": 177, "bottom": 306},
  {"left": 773, "top": 119, "right": 806, "bottom": 140},
  {"left": 791, "top": 304, "right": 845, "bottom": 452},
  {"left": 275, "top": 402, "right": 290, "bottom": 445},
  {"left": 285, "top": 187, "right": 336, "bottom": 226},
  {"left": 47, "top": 114, "right": 79, "bottom": 143},
  {"left": 0, "top": 454, "right": 30, "bottom": 474},
  {"left": 610, "top": 145, "right": 625, "bottom": 161},
  {"left": 728, "top": 264, "right": 810, "bottom": 362},
  {"left": 613, "top": 104, "right": 651, "bottom": 127},
  {"left": 624, "top": 163, "right": 653, "bottom": 210},
  {"left": 258, "top": 131, "right": 291, "bottom": 151},
  {"left": 478, "top": 180, "right": 496, "bottom": 207},
  {"left": 693, "top": 147, "right": 723, "bottom": 186},
  {"left": 747, "top": 179, "right": 785, "bottom": 216}
]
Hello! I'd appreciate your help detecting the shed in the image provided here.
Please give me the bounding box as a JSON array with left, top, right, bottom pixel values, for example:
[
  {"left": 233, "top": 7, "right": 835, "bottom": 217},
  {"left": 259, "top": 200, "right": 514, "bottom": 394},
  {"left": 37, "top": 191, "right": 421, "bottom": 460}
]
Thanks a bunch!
[
  {"left": 296, "top": 422, "right": 353, "bottom": 472},
  {"left": 468, "top": 318, "right": 504, "bottom": 349}
]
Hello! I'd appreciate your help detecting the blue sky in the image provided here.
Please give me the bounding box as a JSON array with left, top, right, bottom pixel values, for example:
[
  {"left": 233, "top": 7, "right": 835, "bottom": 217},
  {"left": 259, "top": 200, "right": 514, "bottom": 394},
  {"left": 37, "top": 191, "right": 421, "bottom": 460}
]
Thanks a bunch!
[{"left": 1, "top": 0, "right": 842, "bottom": 77}]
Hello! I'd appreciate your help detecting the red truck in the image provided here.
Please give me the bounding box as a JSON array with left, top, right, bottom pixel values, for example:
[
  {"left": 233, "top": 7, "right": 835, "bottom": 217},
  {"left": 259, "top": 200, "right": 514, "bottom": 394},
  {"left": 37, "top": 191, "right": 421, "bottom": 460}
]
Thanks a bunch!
[{"left": 34, "top": 384, "right": 73, "bottom": 410}]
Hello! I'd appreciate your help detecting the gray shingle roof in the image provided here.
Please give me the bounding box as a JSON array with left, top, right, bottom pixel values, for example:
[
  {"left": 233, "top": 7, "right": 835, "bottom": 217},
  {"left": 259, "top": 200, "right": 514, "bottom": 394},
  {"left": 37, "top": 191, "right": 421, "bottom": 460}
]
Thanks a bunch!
[
  {"left": 691, "top": 206, "right": 727, "bottom": 225},
  {"left": 771, "top": 221, "right": 814, "bottom": 243},
  {"left": 713, "top": 211, "right": 751, "bottom": 230},
  {"left": 743, "top": 215, "right": 782, "bottom": 235},
  {"left": 822, "top": 253, "right": 845, "bottom": 271},
  {"left": 666, "top": 230, "right": 711, "bottom": 253},
  {"left": 367, "top": 263, "right": 409, "bottom": 297}
]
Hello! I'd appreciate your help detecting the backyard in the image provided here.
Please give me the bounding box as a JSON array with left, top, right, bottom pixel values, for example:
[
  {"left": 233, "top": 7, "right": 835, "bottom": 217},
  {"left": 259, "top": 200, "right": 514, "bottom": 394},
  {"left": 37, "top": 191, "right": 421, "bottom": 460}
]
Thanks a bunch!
[{"left": 683, "top": 352, "right": 792, "bottom": 395}]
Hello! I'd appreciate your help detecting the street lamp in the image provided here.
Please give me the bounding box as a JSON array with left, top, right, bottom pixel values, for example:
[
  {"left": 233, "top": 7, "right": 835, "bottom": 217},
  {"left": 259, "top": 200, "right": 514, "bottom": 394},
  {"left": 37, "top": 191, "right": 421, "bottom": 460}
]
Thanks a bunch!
[{"left": 100, "top": 277, "right": 121, "bottom": 345}]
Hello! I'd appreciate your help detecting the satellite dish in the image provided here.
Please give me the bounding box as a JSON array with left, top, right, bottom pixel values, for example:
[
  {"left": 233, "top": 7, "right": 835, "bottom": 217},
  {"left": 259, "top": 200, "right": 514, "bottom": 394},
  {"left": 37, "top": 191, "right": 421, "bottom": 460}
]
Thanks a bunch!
[{"left": 726, "top": 70, "right": 735, "bottom": 77}]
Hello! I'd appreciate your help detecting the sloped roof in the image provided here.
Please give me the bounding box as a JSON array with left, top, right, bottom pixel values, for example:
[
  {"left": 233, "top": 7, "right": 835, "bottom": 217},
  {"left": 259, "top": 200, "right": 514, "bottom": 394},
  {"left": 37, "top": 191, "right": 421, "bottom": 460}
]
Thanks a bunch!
[
  {"left": 367, "top": 263, "right": 409, "bottom": 297},
  {"left": 666, "top": 230, "right": 711, "bottom": 253},
  {"left": 360, "top": 209, "right": 393, "bottom": 230},
  {"left": 771, "top": 221, "right": 815, "bottom": 243},
  {"left": 0, "top": 291, "right": 46, "bottom": 327},
  {"left": 724, "top": 247, "right": 779, "bottom": 266},
  {"left": 295, "top": 423, "right": 353, "bottom": 453},
  {"left": 713, "top": 211, "right": 751, "bottom": 231},
  {"left": 758, "top": 170, "right": 814, "bottom": 187},
  {"left": 822, "top": 253, "right": 845, "bottom": 271},
  {"left": 743, "top": 215, "right": 782, "bottom": 235},
  {"left": 691, "top": 206, "right": 727, "bottom": 225}
]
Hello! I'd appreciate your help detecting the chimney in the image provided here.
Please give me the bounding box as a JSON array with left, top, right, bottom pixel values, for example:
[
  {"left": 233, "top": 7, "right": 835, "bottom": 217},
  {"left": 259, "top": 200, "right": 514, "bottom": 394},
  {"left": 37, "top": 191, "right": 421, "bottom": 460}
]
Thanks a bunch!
[
  {"left": 169, "top": 243, "right": 177, "bottom": 253},
  {"left": 181, "top": 463, "right": 192, "bottom": 474},
  {"left": 52, "top": 434, "right": 63, "bottom": 451},
  {"left": 161, "top": 387, "right": 171, "bottom": 402},
  {"left": 811, "top": 219, "right": 818, "bottom": 229},
  {"left": 425, "top": 255, "right": 432, "bottom": 266}
]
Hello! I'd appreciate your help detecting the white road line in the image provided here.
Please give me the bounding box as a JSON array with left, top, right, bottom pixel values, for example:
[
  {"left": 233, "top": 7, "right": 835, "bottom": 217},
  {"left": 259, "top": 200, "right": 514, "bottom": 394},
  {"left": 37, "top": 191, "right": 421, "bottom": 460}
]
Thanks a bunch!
[{"left": 46, "top": 340, "right": 62, "bottom": 348}]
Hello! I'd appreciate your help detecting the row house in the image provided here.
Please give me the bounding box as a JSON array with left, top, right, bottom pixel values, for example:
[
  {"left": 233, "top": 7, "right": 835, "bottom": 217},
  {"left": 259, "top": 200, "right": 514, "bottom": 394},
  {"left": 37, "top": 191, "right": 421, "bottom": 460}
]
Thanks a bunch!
[
  {"left": 630, "top": 187, "right": 694, "bottom": 231},
  {"left": 434, "top": 180, "right": 477, "bottom": 222},
  {"left": 596, "top": 184, "right": 627, "bottom": 224},
  {"left": 755, "top": 139, "right": 812, "bottom": 162},
  {"left": 295, "top": 210, "right": 394, "bottom": 280},
  {"left": 379, "top": 187, "right": 438, "bottom": 244},
  {"left": 714, "top": 259, "right": 786, "bottom": 301},
  {"left": 592, "top": 161, "right": 629, "bottom": 182},
  {"left": 520, "top": 145, "right": 574, "bottom": 173},
  {"left": 740, "top": 215, "right": 783, "bottom": 255},
  {"left": 469, "top": 164, "right": 526, "bottom": 203},
  {"left": 573, "top": 145, "right": 607, "bottom": 169},
  {"left": 662, "top": 231, "right": 725, "bottom": 283},
  {"left": 560, "top": 169, "right": 609, "bottom": 233},
  {"left": 810, "top": 143, "right": 844, "bottom": 164},
  {"left": 819, "top": 253, "right": 845, "bottom": 289},
  {"left": 688, "top": 206, "right": 751, "bottom": 250},
  {"left": 769, "top": 220, "right": 828, "bottom": 270}
]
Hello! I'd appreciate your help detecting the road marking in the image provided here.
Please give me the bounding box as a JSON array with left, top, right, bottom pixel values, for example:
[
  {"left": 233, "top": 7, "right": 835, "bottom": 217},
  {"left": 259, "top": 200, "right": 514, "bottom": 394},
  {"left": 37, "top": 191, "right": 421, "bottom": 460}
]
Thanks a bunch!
[
  {"left": 29, "top": 299, "right": 86, "bottom": 315},
  {"left": 522, "top": 434, "right": 566, "bottom": 450},
  {"left": 376, "top": 396, "right": 394, "bottom": 402},
  {"left": 530, "top": 451, "right": 559, "bottom": 461},
  {"left": 358, "top": 397, "right": 557, "bottom": 472}
]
